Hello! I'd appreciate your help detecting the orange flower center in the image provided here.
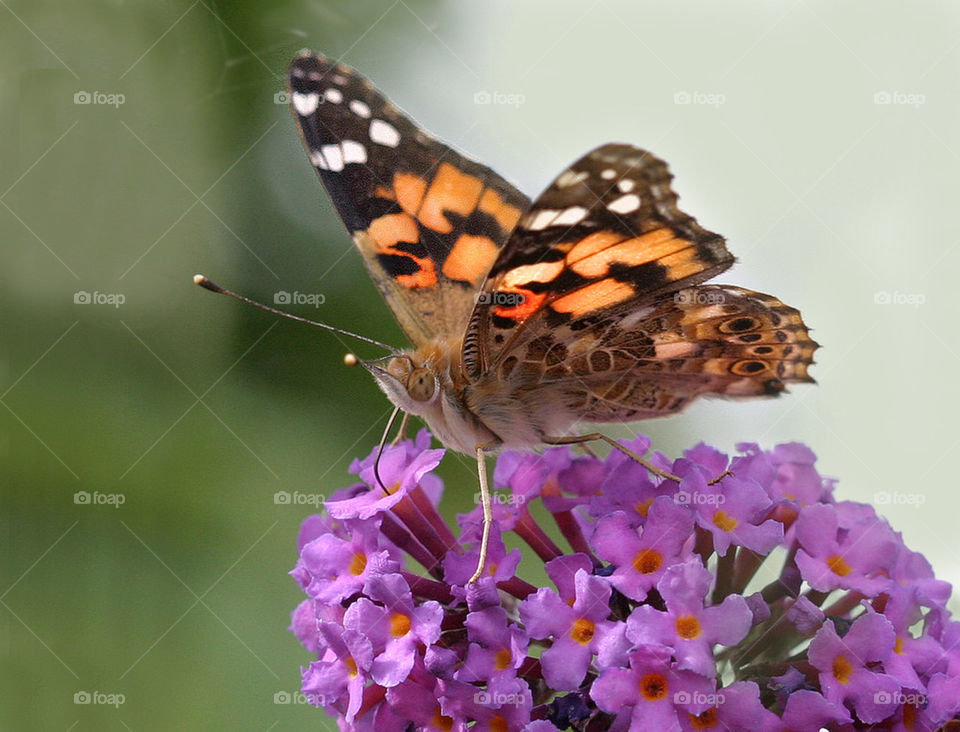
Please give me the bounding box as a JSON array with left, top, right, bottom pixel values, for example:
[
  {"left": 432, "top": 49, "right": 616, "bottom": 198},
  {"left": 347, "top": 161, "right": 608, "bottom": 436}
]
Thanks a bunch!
[
  {"left": 639, "top": 673, "right": 668, "bottom": 700},
  {"left": 827, "top": 555, "right": 852, "bottom": 577},
  {"left": 490, "top": 715, "right": 508, "bottom": 732},
  {"left": 494, "top": 648, "right": 512, "bottom": 670},
  {"left": 633, "top": 548, "right": 664, "bottom": 575},
  {"left": 712, "top": 510, "right": 738, "bottom": 532},
  {"left": 675, "top": 615, "right": 701, "bottom": 640},
  {"left": 344, "top": 656, "right": 358, "bottom": 678},
  {"left": 348, "top": 552, "right": 367, "bottom": 576},
  {"left": 635, "top": 498, "right": 654, "bottom": 517},
  {"left": 833, "top": 654, "right": 853, "bottom": 684},
  {"left": 570, "top": 618, "right": 596, "bottom": 645},
  {"left": 689, "top": 708, "right": 718, "bottom": 728},
  {"left": 390, "top": 612, "right": 411, "bottom": 637},
  {"left": 431, "top": 709, "right": 453, "bottom": 731}
]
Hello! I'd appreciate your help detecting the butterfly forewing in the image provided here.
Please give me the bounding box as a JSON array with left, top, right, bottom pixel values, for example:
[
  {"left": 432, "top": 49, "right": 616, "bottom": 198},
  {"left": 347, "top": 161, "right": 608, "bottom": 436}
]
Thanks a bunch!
[
  {"left": 287, "top": 51, "right": 530, "bottom": 347},
  {"left": 462, "top": 143, "right": 736, "bottom": 379}
]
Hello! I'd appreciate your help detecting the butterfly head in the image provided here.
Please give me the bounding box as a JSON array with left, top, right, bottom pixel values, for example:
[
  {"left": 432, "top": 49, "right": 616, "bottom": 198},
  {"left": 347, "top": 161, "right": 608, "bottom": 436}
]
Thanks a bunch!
[{"left": 359, "top": 352, "right": 443, "bottom": 417}]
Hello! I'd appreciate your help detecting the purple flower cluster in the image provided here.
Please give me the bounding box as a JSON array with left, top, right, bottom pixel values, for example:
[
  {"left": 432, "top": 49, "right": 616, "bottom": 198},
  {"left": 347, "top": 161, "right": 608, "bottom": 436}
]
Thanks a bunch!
[{"left": 289, "top": 431, "right": 958, "bottom": 731}]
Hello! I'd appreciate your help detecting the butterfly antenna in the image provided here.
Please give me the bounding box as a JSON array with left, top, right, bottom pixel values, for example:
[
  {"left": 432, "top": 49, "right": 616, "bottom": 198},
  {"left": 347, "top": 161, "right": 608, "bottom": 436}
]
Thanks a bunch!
[
  {"left": 193, "top": 275, "right": 395, "bottom": 352},
  {"left": 373, "top": 405, "right": 403, "bottom": 494}
]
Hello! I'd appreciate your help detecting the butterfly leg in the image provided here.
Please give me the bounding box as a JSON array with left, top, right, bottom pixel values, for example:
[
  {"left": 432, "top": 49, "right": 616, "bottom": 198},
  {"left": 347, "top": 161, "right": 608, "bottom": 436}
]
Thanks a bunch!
[
  {"left": 543, "top": 433, "right": 683, "bottom": 483},
  {"left": 545, "top": 434, "right": 732, "bottom": 484},
  {"left": 468, "top": 444, "right": 494, "bottom": 584}
]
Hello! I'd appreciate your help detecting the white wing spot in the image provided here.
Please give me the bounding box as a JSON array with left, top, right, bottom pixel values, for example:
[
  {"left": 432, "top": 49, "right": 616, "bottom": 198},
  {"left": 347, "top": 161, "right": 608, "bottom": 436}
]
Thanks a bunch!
[
  {"left": 524, "top": 209, "right": 559, "bottom": 230},
  {"left": 341, "top": 140, "right": 367, "bottom": 165},
  {"left": 556, "top": 170, "right": 588, "bottom": 188},
  {"left": 552, "top": 206, "right": 589, "bottom": 226},
  {"left": 321, "top": 144, "right": 344, "bottom": 172},
  {"left": 601, "top": 168, "right": 617, "bottom": 180},
  {"left": 369, "top": 119, "right": 400, "bottom": 147},
  {"left": 292, "top": 92, "right": 320, "bottom": 115},
  {"left": 617, "top": 179, "right": 636, "bottom": 193},
  {"left": 349, "top": 100, "right": 371, "bottom": 118},
  {"left": 323, "top": 88, "right": 343, "bottom": 104},
  {"left": 332, "top": 74, "right": 349, "bottom": 85},
  {"left": 308, "top": 149, "right": 328, "bottom": 170},
  {"left": 608, "top": 193, "right": 641, "bottom": 214}
]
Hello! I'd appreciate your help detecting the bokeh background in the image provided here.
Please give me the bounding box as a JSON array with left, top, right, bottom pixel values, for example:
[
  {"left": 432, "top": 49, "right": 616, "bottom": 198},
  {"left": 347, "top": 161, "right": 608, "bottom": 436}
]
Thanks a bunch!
[{"left": 3, "top": 1, "right": 959, "bottom": 728}]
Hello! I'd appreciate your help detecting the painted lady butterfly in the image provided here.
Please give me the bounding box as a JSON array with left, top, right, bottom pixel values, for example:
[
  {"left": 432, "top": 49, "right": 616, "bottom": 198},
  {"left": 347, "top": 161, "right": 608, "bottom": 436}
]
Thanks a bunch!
[{"left": 284, "top": 51, "right": 817, "bottom": 580}]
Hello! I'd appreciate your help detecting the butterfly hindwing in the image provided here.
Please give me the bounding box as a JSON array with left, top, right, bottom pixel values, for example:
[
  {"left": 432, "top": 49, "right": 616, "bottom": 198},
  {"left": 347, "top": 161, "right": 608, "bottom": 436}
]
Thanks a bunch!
[
  {"left": 287, "top": 51, "right": 530, "bottom": 346},
  {"left": 462, "top": 143, "right": 735, "bottom": 379},
  {"left": 486, "top": 285, "right": 817, "bottom": 425}
]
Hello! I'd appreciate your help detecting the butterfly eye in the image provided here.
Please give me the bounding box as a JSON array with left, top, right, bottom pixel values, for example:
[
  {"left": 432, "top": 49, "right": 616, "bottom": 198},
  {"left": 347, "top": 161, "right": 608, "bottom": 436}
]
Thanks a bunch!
[{"left": 406, "top": 368, "right": 436, "bottom": 402}]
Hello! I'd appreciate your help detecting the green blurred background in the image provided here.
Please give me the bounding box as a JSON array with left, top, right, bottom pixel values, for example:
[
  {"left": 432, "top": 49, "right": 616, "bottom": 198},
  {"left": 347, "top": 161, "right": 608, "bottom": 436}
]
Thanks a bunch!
[{"left": 3, "top": 1, "right": 959, "bottom": 728}]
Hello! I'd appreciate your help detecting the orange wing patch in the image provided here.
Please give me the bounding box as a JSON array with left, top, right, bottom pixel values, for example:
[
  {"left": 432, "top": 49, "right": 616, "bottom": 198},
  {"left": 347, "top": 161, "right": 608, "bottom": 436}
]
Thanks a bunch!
[
  {"left": 418, "top": 163, "right": 484, "bottom": 234},
  {"left": 567, "top": 228, "right": 693, "bottom": 278},
  {"left": 478, "top": 188, "right": 523, "bottom": 233},
  {"left": 367, "top": 212, "right": 437, "bottom": 289},
  {"left": 494, "top": 288, "right": 548, "bottom": 321},
  {"left": 551, "top": 279, "right": 635, "bottom": 316},
  {"left": 393, "top": 172, "right": 427, "bottom": 215},
  {"left": 442, "top": 234, "right": 499, "bottom": 286}
]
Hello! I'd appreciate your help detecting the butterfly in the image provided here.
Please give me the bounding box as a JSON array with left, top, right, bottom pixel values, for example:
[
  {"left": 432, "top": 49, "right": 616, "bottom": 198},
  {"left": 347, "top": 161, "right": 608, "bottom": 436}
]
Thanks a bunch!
[{"left": 285, "top": 51, "right": 817, "bottom": 580}]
